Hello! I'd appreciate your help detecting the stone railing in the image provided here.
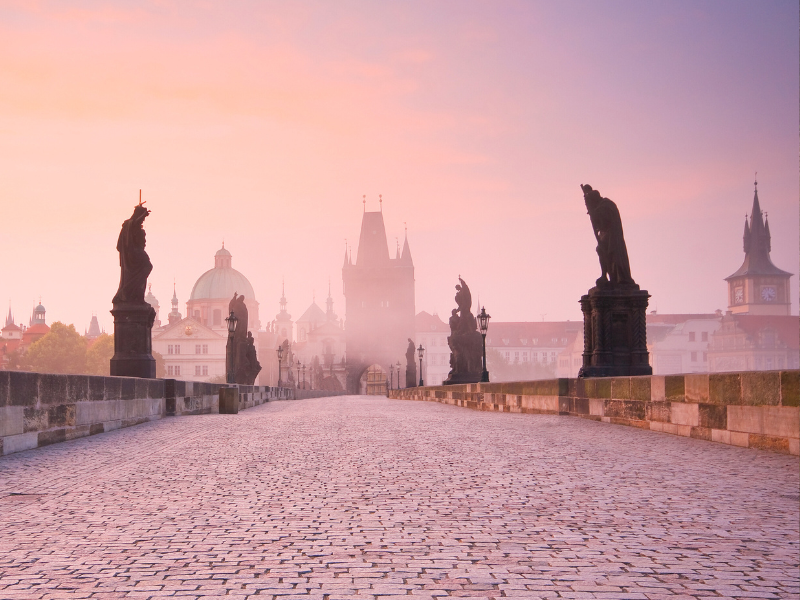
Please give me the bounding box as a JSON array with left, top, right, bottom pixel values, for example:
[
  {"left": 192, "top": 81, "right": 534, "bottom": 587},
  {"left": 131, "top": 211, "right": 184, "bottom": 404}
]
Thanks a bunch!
[
  {"left": 389, "top": 370, "right": 799, "bottom": 455},
  {"left": 0, "top": 371, "right": 296, "bottom": 456}
]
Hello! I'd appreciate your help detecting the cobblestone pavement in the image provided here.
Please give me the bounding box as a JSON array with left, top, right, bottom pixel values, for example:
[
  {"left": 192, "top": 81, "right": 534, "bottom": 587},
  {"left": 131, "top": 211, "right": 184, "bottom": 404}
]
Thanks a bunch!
[{"left": 0, "top": 396, "right": 798, "bottom": 600}]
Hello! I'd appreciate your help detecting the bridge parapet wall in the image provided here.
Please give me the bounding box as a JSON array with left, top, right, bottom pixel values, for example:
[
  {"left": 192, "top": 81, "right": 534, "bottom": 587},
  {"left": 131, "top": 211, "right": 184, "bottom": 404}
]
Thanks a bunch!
[
  {"left": 389, "top": 370, "right": 799, "bottom": 455},
  {"left": 0, "top": 371, "right": 292, "bottom": 456}
]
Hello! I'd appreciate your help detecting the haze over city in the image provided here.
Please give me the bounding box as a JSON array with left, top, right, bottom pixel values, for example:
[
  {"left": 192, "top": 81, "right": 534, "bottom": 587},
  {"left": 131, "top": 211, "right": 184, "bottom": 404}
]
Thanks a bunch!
[{"left": 1, "top": 1, "right": 797, "bottom": 332}]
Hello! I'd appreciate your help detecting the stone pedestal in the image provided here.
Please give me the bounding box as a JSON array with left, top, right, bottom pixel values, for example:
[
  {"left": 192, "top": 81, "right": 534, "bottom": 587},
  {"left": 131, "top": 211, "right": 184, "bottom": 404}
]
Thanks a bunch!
[
  {"left": 579, "top": 285, "right": 652, "bottom": 377},
  {"left": 219, "top": 387, "right": 239, "bottom": 414},
  {"left": 110, "top": 304, "right": 156, "bottom": 378}
]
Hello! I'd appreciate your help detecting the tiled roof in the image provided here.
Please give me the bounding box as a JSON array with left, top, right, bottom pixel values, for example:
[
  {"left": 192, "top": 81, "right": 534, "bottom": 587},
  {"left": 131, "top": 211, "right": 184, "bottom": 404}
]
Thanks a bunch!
[{"left": 415, "top": 311, "right": 447, "bottom": 332}]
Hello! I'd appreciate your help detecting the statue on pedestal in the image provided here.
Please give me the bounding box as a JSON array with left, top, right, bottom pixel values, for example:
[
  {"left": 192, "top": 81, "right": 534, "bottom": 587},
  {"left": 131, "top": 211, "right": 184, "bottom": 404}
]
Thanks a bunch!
[
  {"left": 405, "top": 338, "right": 417, "bottom": 388},
  {"left": 578, "top": 185, "right": 651, "bottom": 378},
  {"left": 443, "top": 277, "right": 483, "bottom": 385},
  {"left": 110, "top": 196, "right": 157, "bottom": 378},
  {"left": 228, "top": 292, "right": 261, "bottom": 385}
]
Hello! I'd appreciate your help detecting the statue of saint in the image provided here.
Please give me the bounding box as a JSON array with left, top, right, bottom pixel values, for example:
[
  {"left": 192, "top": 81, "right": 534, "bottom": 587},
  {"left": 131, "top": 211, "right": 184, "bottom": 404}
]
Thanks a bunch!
[
  {"left": 112, "top": 202, "right": 152, "bottom": 305},
  {"left": 405, "top": 338, "right": 417, "bottom": 388},
  {"left": 444, "top": 277, "right": 483, "bottom": 384},
  {"left": 581, "top": 184, "right": 635, "bottom": 286}
]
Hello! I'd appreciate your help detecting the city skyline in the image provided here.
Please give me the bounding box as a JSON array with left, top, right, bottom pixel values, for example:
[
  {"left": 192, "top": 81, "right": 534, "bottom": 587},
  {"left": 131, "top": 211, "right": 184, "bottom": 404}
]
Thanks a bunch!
[{"left": 1, "top": 1, "right": 798, "bottom": 332}]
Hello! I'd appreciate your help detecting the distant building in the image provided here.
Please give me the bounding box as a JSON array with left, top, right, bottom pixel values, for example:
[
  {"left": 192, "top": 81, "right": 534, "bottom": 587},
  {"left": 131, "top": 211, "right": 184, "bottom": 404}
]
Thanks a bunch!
[
  {"left": 342, "top": 207, "right": 415, "bottom": 393},
  {"left": 22, "top": 302, "right": 49, "bottom": 347},
  {"left": 709, "top": 181, "right": 797, "bottom": 371},
  {"left": 291, "top": 286, "right": 347, "bottom": 391},
  {"left": 85, "top": 314, "right": 104, "bottom": 341},
  {"left": 486, "top": 321, "right": 582, "bottom": 381},
  {"left": 153, "top": 244, "right": 260, "bottom": 382},
  {"left": 725, "top": 180, "right": 792, "bottom": 316},
  {"left": 415, "top": 311, "right": 449, "bottom": 386},
  {"left": 647, "top": 314, "right": 721, "bottom": 375},
  {"left": 145, "top": 285, "right": 161, "bottom": 329}
]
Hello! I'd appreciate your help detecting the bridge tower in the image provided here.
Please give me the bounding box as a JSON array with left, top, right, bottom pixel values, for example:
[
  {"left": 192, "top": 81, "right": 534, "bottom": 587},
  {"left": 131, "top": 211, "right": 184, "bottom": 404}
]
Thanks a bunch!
[{"left": 343, "top": 204, "right": 415, "bottom": 393}]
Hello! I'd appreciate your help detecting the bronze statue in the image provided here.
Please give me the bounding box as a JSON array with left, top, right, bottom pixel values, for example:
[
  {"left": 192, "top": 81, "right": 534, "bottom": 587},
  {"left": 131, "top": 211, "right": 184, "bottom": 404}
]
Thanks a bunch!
[
  {"left": 112, "top": 201, "right": 152, "bottom": 305},
  {"left": 444, "top": 277, "right": 483, "bottom": 385},
  {"left": 581, "top": 184, "right": 635, "bottom": 286},
  {"left": 405, "top": 338, "right": 417, "bottom": 388}
]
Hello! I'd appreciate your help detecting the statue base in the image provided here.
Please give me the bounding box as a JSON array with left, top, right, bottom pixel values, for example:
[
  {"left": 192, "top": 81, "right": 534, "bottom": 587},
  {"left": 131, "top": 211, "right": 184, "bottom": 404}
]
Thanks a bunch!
[
  {"left": 443, "top": 372, "right": 481, "bottom": 385},
  {"left": 110, "top": 303, "right": 156, "bottom": 379},
  {"left": 578, "top": 284, "right": 652, "bottom": 378}
]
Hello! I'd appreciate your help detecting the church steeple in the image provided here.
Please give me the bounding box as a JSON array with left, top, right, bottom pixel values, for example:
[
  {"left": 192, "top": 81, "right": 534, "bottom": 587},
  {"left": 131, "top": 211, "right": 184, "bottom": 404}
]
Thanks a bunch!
[
  {"left": 725, "top": 177, "right": 792, "bottom": 316},
  {"left": 5, "top": 305, "right": 13, "bottom": 328},
  {"left": 168, "top": 283, "right": 182, "bottom": 324}
]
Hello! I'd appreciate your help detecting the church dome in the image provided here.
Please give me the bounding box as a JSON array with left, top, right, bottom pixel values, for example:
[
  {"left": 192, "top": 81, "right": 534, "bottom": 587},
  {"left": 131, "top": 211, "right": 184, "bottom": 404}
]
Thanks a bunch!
[{"left": 189, "top": 245, "right": 256, "bottom": 301}]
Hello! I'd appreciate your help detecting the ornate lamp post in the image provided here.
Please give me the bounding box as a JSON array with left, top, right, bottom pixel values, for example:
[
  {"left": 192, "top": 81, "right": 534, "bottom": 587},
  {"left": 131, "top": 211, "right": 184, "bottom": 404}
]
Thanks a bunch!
[
  {"left": 417, "top": 344, "right": 425, "bottom": 387},
  {"left": 296, "top": 361, "right": 301, "bottom": 389},
  {"left": 396, "top": 361, "right": 401, "bottom": 389},
  {"left": 477, "top": 306, "right": 491, "bottom": 382},
  {"left": 389, "top": 364, "right": 394, "bottom": 391},
  {"left": 225, "top": 311, "right": 238, "bottom": 384},
  {"left": 276, "top": 345, "right": 283, "bottom": 387},
  {"left": 302, "top": 364, "right": 306, "bottom": 390}
]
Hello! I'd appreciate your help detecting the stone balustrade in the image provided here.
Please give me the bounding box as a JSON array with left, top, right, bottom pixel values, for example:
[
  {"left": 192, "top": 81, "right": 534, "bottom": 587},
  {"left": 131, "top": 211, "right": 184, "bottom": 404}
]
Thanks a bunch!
[
  {"left": 0, "top": 371, "right": 306, "bottom": 456},
  {"left": 390, "top": 370, "right": 799, "bottom": 455}
]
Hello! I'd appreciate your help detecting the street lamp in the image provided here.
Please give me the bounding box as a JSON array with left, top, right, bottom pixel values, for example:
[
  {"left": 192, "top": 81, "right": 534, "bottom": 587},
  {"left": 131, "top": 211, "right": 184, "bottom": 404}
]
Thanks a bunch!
[
  {"left": 477, "top": 306, "right": 491, "bottom": 382},
  {"left": 396, "top": 361, "right": 401, "bottom": 389},
  {"left": 296, "top": 361, "right": 301, "bottom": 389},
  {"left": 417, "top": 344, "right": 425, "bottom": 387},
  {"left": 225, "top": 311, "right": 238, "bottom": 384},
  {"left": 389, "top": 364, "right": 394, "bottom": 391},
  {"left": 276, "top": 344, "right": 283, "bottom": 387},
  {"left": 302, "top": 364, "right": 306, "bottom": 390}
]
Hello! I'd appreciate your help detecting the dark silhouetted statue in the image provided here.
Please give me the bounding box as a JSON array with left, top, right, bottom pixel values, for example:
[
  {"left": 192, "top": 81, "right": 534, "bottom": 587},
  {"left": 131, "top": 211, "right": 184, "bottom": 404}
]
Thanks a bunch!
[
  {"left": 405, "top": 338, "right": 417, "bottom": 388},
  {"left": 228, "top": 292, "right": 261, "bottom": 385},
  {"left": 444, "top": 277, "right": 483, "bottom": 385},
  {"left": 579, "top": 185, "right": 651, "bottom": 377},
  {"left": 110, "top": 197, "right": 156, "bottom": 378},
  {"left": 113, "top": 202, "right": 153, "bottom": 304},
  {"left": 581, "top": 184, "right": 635, "bottom": 287}
]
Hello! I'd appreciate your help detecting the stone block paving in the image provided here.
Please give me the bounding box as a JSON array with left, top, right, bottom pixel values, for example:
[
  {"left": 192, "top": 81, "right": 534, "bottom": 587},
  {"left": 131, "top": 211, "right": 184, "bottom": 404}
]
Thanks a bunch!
[{"left": 0, "top": 395, "right": 797, "bottom": 600}]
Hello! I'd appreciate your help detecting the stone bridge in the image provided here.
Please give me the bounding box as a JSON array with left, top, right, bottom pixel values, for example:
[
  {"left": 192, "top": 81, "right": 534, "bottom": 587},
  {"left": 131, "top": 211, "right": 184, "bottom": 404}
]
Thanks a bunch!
[{"left": 0, "top": 386, "right": 798, "bottom": 599}]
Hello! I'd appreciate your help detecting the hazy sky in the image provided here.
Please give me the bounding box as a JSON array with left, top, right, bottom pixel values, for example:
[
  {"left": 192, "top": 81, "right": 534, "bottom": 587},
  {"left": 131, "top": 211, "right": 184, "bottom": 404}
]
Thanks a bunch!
[{"left": 1, "top": 0, "right": 798, "bottom": 332}]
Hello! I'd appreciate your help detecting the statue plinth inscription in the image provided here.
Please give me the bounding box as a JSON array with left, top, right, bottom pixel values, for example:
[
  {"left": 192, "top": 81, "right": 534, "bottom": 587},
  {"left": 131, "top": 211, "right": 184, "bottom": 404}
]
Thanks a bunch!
[
  {"left": 578, "top": 185, "right": 652, "bottom": 378},
  {"left": 110, "top": 200, "right": 157, "bottom": 378}
]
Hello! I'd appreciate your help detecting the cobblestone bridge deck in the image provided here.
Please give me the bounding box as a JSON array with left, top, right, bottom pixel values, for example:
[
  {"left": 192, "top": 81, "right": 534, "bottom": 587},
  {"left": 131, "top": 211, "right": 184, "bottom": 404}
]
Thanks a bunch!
[{"left": 1, "top": 396, "right": 797, "bottom": 599}]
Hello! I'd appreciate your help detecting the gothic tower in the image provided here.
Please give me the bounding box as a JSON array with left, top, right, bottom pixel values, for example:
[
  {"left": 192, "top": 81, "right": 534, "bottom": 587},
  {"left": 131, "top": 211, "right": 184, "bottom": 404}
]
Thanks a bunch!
[
  {"left": 342, "top": 205, "right": 415, "bottom": 392},
  {"left": 725, "top": 179, "right": 792, "bottom": 316}
]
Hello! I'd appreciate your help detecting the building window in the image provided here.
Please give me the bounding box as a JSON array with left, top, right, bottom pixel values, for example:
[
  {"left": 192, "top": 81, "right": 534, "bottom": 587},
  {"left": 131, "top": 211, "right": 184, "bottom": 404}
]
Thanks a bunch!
[
  {"left": 168, "top": 345, "right": 173, "bottom": 355},
  {"left": 213, "top": 309, "right": 222, "bottom": 326},
  {"left": 202, "top": 365, "right": 208, "bottom": 375},
  {"left": 691, "top": 352, "right": 697, "bottom": 362},
  {"left": 689, "top": 332, "right": 696, "bottom": 342},
  {"left": 196, "top": 345, "right": 201, "bottom": 354},
  {"left": 195, "top": 365, "right": 201, "bottom": 375},
  {"left": 175, "top": 365, "right": 181, "bottom": 376},
  {"left": 523, "top": 352, "right": 528, "bottom": 362},
  {"left": 532, "top": 352, "right": 538, "bottom": 362},
  {"left": 701, "top": 332, "right": 708, "bottom": 342},
  {"left": 167, "top": 365, "right": 174, "bottom": 376},
  {"left": 175, "top": 345, "right": 180, "bottom": 354},
  {"left": 203, "top": 344, "right": 208, "bottom": 354},
  {"left": 550, "top": 352, "right": 556, "bottom": 363},
  {"left": 703, "top": 352, "right": 707, "bottom": 362},
  {"left": 505, "top": 352, "right": 510, "bottom": 361}
]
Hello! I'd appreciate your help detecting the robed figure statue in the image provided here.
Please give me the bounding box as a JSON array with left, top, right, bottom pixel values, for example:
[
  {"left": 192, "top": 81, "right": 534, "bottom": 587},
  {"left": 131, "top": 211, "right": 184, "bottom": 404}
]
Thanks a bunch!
[
  {"left": 110, "top": 197, "right": 156, "bottom": 378},
  {"left": 581, "top": 184, "right": 635, "bottom": 287},
  {"left": 228, "top": 292, "right": 261, "bottom": 385},
  {"left": 113, "top": 202, "right": 153, "bottom": 305},
  {"left": 443, "top": 277, "right": 483, "bottom": 385}
]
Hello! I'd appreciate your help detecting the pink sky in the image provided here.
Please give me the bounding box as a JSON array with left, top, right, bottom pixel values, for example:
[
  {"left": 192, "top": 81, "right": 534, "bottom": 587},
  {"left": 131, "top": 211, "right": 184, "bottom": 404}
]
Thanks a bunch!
[{"left": 1, "top": 1, "right": 797, "bottom": 332}]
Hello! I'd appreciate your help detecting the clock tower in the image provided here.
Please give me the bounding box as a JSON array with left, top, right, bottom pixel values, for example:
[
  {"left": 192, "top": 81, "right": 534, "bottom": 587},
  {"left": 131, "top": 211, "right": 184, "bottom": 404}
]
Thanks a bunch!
[{"left": 725, "top": 179, "right": 792, "bottom": 316}]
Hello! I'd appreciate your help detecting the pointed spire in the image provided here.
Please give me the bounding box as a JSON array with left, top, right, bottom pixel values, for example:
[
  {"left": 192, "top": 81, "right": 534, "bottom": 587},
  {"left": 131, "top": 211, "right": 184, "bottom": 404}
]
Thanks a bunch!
[
  {"left": 400, "top": 224, "right": 413, "bottom": 265},
  {"left": 5, "top": 304, "right": 13, "bottom": 328},
  {"left": 343, "top": 239, "right": 349, "bottom": 268},
  {"left": 743, "top": 214, "right": 751, "bottom": 253},
  {"left": 764, "top": 212, "right": 771, "bottom": 253},
  {"left": 326, "top": 279, "right": 335, "bottom": 319}
]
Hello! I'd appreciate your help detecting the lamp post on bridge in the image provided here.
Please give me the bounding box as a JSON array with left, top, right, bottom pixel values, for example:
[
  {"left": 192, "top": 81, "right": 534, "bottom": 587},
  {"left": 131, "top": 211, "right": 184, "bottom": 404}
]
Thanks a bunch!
[
  {"left": 302, "top": 364, "right": 306, "bottom": 390},
  {"left": 296, "top": 362, "right": 301, "bottom": 389},
  {"left": 276, "top": 344, "right": 283, "bottom": 387},
  {"left": 417, "top": 344, "right": 425, "bottom": 387},
  {"left": 396, "top": 361, "right": 401, "bottom": 389},
  {"left": 477, "top": 306, "right": 491, "bottom": 383},
  {"left": 389, "top": 364, "right": 394, "bottom": 391},
  {"left": 225, "top": 311, "right": 237, "bottom": 384}
]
